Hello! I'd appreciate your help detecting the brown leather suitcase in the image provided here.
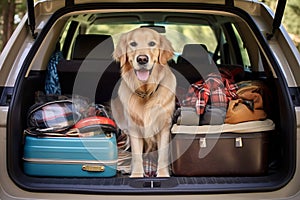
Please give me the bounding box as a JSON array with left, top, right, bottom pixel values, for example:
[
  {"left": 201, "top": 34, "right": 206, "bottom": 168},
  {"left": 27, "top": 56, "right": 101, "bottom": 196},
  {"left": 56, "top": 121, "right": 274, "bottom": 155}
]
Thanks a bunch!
[{"left": 170, "top": 119, "right": 274, "bottom": 176}]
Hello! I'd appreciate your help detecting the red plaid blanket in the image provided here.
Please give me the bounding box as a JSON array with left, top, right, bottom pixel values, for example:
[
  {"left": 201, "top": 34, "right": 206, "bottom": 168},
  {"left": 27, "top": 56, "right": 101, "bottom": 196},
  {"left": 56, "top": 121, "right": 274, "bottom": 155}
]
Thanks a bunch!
[{"left": 183, "top": 69, "right": 238, "bottom": 115}]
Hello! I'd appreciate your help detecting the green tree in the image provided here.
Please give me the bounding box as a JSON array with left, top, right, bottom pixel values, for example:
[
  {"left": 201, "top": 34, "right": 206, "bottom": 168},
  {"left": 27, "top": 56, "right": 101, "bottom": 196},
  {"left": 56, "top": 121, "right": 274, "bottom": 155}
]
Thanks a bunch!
[
  {"left": 0, "top": 0, "right": 26, "bottom": 52},
  {"left": 283, "top": 0, "right": 300, "bottom": 49},
  {"left": 1, "top": 0, "right": 16, "bottom": 49},
  {"left": 262, "top": 0, "right": 300, "bottom": 50}
]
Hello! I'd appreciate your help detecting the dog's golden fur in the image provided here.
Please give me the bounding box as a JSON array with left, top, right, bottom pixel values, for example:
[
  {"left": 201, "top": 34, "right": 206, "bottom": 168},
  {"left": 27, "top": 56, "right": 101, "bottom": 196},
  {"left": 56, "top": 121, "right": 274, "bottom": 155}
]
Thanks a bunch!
[{"left": 111, "top": 28, "right": 176, "bottom": 177}]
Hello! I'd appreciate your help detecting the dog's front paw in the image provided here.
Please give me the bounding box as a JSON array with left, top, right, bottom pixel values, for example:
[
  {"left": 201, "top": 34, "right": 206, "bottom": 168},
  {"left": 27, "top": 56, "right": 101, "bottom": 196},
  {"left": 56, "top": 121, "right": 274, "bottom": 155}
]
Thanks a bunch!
[
  {"left": 156, "top": 169, "right": 170, "bottom": 177},
  {"left": 129, "top": 172, "right": 144, "bottom": 178}
]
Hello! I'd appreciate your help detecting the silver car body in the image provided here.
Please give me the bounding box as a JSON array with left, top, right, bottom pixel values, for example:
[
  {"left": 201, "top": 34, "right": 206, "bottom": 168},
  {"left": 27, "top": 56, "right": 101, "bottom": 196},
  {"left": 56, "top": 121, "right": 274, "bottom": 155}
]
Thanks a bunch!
[{"left": 0, "top": 0, "right": 300, "bottom": 199}]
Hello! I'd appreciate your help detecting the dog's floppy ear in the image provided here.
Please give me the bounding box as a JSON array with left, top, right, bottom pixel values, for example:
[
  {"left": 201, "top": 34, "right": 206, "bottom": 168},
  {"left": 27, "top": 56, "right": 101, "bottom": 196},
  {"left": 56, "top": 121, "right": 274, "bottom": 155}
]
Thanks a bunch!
[
  {"left": 113, "top": 33, "right": 127, "bottom": 67},
  {"left": 158, "top": 35, "right": 174, "bottom": 65}
]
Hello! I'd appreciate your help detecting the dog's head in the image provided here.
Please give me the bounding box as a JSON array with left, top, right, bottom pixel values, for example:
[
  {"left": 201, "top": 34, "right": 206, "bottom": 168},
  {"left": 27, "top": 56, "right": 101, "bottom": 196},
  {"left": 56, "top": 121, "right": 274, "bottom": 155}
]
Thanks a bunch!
[{"left": 113, "top": 28, "right": 174, "bottom": 82}]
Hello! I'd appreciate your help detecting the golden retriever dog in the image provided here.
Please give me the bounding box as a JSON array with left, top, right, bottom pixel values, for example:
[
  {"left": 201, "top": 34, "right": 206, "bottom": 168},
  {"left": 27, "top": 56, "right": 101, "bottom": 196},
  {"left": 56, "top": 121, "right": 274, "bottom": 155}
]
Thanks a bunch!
[{"left": 111, "top": 28, "right": 176, "bottom": 177}]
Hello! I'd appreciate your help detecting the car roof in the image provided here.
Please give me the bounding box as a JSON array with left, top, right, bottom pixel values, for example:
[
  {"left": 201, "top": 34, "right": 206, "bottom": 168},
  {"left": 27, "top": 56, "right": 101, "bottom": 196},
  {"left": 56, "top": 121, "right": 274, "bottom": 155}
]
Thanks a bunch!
[{"left": 26, "top": 0, "right": 287, "bottom": 41}]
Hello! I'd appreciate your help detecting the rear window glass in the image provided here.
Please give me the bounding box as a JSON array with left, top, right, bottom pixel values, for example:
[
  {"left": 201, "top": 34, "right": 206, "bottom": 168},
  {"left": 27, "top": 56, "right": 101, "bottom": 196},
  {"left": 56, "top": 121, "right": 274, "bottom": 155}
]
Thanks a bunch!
[{"left": 59, "top": 13, "right": 255, "bottom": 70}]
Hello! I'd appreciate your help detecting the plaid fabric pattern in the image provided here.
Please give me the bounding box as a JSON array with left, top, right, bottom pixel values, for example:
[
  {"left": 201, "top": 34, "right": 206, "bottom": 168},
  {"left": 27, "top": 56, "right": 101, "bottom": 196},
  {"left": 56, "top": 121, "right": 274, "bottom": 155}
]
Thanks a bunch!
[
  {"left": 29, "top": 101, "right": 81, "bottom": 131},
  {"left": 183, "top": 69, "right": 238, "bottom": 115},
  {"left": 143, "top": 152, "right": 158, "bottom": 177}
]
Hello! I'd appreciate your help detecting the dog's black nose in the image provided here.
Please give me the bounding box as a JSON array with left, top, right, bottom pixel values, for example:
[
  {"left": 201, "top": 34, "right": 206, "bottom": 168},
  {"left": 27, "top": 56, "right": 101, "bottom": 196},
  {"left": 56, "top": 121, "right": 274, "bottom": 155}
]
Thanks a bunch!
[{"left": 137, "top": 55, "right": 149, "bottom": 65}]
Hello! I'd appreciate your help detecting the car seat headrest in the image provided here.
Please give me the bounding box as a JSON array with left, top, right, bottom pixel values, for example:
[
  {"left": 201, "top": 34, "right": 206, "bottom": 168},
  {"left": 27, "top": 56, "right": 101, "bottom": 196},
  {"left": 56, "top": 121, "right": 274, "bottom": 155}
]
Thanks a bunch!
[
  {"left": 72, "top": 34, "right": 114, "bottom": 60},
  {"left": 181, "top": 44, "right": 210, "bottom": 65}
]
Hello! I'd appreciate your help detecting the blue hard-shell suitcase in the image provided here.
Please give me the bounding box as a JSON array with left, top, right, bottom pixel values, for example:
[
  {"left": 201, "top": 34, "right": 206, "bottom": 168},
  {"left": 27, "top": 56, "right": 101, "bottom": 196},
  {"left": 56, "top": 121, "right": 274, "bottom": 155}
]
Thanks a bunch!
[{"left": 23, "top": 134, "right": 118, "bottom": 177}]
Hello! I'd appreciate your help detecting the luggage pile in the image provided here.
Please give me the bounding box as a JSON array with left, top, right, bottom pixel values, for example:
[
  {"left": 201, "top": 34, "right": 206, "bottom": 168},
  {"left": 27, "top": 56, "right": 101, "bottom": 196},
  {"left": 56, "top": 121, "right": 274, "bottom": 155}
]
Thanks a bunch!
[
  {"left": 23, "top": 93, "right": 118, "bottom": 177},
  {"left": 171, "top": 67, "right": 275, "bottom": 176}
]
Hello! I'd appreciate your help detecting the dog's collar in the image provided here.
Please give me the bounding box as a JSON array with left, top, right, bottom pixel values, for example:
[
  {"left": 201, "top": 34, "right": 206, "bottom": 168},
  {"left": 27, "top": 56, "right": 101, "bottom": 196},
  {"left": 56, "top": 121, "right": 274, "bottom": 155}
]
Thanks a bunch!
[
  {"left": 135, "top": 91, "right": 151, "bottom": 98},
  {"left": 135, "top": 85, "right": 159, "bottom": 98}
]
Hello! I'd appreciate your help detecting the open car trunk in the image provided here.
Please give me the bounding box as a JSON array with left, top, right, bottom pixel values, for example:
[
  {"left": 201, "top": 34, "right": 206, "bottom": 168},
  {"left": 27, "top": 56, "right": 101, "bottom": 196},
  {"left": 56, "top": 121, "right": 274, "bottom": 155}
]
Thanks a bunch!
[{"left": 7, "top": 2, "right": 296, "bottom": 194}]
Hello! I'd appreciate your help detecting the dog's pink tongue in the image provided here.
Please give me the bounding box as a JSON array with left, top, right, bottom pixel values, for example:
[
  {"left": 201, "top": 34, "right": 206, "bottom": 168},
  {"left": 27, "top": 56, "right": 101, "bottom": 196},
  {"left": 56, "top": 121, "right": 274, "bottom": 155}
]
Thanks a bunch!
[{"left": 136, "top": 70, "right": 150, "bottom": 81}]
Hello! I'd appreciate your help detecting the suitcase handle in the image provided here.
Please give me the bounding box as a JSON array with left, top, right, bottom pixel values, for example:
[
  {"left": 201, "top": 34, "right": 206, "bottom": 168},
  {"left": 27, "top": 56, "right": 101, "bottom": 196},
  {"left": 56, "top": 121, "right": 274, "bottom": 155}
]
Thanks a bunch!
[{"left": 82, "top": 164, "right": 105, "bottom": 172}]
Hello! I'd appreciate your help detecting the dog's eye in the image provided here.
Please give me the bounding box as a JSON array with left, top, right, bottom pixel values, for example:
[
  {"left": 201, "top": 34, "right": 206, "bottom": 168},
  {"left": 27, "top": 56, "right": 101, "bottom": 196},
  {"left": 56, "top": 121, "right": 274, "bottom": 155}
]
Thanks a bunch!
[
  {"left": 130, "top": 42, "right": 137, "bottom": 47},
  {"left": 148, "top": 41, "right": 156, "bottom": 47}
]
